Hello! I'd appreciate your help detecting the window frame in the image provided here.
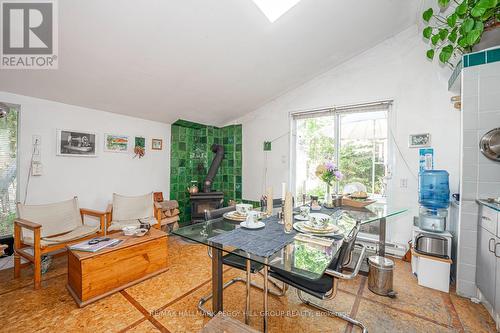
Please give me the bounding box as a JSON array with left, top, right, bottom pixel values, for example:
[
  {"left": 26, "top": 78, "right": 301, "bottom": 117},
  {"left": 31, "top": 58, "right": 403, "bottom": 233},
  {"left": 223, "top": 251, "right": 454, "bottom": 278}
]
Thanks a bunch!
[
  {"left": 0, "top": 102, "right": 20, "bottom": 243},
  {"left": 290, "top": 100, "right": 393, "bottom": 201}
]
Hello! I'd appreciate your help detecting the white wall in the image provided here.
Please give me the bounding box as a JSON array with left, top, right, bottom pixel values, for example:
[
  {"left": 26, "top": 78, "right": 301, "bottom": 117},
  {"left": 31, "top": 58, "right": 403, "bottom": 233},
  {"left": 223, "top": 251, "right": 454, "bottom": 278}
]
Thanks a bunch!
[
  {"left": 230, "top": 26, "right": 461, "bottom": 244},
  {"left": 0, "top": 91, "right": 171, "bottom": 212}
]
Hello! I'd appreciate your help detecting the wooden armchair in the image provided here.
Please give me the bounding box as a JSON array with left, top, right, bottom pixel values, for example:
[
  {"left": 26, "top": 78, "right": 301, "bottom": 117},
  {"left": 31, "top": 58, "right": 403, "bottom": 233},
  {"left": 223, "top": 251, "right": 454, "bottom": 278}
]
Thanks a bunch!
[
  {"left": 14, "top": 197, "right": 106, "bottom": 289},
  {"left": 106, "top": 192, "right": 162, "bottom": 233}
]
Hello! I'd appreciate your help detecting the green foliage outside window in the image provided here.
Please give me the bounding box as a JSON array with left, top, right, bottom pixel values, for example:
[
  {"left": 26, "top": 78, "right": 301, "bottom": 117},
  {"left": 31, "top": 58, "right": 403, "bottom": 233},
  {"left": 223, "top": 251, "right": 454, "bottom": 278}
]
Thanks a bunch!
[{"left": 296, "top": 117, "right": 386, "bottom": 198}]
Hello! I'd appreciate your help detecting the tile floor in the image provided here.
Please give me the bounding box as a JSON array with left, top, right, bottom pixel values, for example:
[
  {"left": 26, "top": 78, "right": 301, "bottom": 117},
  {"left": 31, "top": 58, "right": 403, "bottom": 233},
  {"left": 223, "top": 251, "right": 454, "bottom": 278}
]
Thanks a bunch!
[{"left": 0, "top": 236, "right": 496, "bottom": 333}]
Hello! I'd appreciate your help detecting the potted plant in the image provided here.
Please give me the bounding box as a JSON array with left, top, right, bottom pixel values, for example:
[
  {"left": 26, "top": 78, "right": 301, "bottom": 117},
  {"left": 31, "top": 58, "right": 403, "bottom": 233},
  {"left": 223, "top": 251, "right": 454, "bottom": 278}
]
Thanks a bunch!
[
  {"left": 422, "top": 0, "right": 500, "bottom": 67},
  {"left": 315, "top": 161, "right": 343, "bottom": 208}
]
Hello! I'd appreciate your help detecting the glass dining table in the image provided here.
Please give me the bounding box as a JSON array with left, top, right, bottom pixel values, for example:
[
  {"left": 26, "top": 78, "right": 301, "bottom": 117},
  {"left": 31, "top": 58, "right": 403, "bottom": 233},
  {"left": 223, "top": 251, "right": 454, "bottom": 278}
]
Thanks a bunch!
[{"left": 173, "top": 203, "right": 407, "bottom": 332}]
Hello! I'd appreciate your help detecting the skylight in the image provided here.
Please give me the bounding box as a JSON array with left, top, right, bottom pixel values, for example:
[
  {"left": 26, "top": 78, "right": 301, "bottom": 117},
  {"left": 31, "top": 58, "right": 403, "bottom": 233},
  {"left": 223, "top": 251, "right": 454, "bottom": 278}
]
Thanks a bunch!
[{"left": 252, "top": 0, "right": 301, "bottom": 23}]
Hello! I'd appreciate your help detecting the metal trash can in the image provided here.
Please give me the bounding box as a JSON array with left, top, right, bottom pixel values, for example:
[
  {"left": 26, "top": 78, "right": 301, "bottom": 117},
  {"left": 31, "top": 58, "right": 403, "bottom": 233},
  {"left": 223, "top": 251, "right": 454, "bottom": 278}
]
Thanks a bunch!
[{"left": 367, "top": 255, "right": 396, "bottom": 298}]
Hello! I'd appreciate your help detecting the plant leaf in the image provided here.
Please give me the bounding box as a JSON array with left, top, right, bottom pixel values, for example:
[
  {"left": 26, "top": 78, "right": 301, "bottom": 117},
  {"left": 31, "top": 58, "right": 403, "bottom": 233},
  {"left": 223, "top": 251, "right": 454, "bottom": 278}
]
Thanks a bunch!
[
  {"left": 462, "top": 18, "right": 475, "bottom": 33},
  {"left": 466, "top": 29, "right": 482, "bottom": 45},
  {"left": 474, "top": 20, "right": 484, "bottom": 33},
  {"left": 481, "top": 8, "right": 495, "bottom": 20},
  {"left": 423, "top": 8, "right": 434, "bottom": 22},
  {"left": 448, "top": 29, "right": 458, "bottom": 42},
  {"left": 427, "top": 49, "right": 435, "bottom": 60},
  {"left": 438, "top": 0, "right": 451, "bottom": 7},
  {"left": 431, "top": 34, "right": 441, "bottom": 45},
  {"left": 458, "top": 36, "right": 469, "bottom": 47},
  {"left": 423, "top": 26, "right": 433, "bottom": 39},
  {"left": 439, "top": 28, "right": 449, "bottom": 40},
  {"left": 471, "top": 6, "right": 487, "bottom": 17},
  {"left": 447, "top": 13, "right": 458, "bottom": 27},
  {"left": 439, "top": 48, "right": 453, "bottom": 63},
  {"left": 455, "top": 1, "right": 468, "bottom": 16},
  {"left": 477, "top": 0, "right": 498, "bottom": 9}
]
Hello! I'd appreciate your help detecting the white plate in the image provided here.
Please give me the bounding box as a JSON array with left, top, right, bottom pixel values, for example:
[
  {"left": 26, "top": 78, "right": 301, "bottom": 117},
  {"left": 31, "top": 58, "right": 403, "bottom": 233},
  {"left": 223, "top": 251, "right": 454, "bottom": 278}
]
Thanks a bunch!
[
  {"left": 293, "top": 222, "right": 340, "bottom": 237},
  {"left": 240, "top": 221, "right": 265, "bottom": 229},
  {"left": 294, "top": 215, "right": 309, "bottom": 221},
  {"left": 223, "top": 211, "right": 247, "bottom": 221}
]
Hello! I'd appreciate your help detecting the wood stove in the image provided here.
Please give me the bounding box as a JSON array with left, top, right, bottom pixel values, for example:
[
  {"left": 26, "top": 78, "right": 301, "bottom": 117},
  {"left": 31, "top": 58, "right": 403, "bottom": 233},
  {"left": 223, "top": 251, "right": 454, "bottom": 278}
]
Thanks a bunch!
[
  {"left": 190, "top": 144, "right": 225, "bottom": 224},
  {"left": 190, "top": 192, "right": 224, "bottom": 223}
]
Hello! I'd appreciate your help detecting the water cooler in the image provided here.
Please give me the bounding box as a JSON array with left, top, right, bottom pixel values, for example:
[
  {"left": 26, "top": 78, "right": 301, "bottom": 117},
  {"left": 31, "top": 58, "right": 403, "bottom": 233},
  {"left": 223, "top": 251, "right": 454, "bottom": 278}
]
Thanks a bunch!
[
  {"left": 418, "top": 170, "right": 450, "bottom": 232},
  {"left": 412, "top": 170, "right": 453, "bottom": 292}
]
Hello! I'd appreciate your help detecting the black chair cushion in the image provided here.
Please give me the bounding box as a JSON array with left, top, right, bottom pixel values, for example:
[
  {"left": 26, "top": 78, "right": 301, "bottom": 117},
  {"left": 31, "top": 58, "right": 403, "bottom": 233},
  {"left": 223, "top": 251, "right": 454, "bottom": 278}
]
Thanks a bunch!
[
  {"left": 269, "top": 256, "right": 339, "bottom": 299},
  {"left": 223, "top": 253, "right": 264, "bottom": 273}
]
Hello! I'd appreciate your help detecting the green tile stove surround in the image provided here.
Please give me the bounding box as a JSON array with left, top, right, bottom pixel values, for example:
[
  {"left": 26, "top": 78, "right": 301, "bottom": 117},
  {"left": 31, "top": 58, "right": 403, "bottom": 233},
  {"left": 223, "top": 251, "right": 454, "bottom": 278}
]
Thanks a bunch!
[{"left": 170, "top": 120, "right": 242, "bottom": 224}]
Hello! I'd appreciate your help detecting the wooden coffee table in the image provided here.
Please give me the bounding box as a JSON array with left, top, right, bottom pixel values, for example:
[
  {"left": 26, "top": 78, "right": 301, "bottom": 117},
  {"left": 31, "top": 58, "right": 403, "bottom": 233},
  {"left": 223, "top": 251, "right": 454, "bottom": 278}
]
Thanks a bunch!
[{"left": 67, "top": 228, "right": 168, "bottom": 307}]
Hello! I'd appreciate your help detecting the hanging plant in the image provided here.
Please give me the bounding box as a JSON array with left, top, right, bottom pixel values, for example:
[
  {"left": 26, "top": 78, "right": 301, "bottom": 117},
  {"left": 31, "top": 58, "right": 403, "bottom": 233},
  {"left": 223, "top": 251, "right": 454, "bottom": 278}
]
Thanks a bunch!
[{"left": 422, "top": 0, "right": 500, "bottom": 67}]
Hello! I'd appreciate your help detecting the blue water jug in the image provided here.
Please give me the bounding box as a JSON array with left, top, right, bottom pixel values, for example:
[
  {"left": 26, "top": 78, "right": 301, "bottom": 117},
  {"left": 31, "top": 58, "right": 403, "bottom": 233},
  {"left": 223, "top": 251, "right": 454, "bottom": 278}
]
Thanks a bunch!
[{"left": 419, "top": 170, "right": 450, "bottom": 209}]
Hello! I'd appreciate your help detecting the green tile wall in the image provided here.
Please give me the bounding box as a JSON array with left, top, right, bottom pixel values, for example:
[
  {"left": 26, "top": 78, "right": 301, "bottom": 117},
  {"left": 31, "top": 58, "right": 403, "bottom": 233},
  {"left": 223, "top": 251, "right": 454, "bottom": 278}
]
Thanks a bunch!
[{"left": 170, "top": 120, "right": 242, "bottom": 225}]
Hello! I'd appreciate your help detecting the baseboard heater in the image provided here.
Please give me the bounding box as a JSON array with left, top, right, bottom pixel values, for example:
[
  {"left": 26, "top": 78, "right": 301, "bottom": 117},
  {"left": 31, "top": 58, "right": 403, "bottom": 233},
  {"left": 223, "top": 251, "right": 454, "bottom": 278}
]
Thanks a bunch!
[{"left": 356, "top": 233, "right": 408, "bottom": 258}]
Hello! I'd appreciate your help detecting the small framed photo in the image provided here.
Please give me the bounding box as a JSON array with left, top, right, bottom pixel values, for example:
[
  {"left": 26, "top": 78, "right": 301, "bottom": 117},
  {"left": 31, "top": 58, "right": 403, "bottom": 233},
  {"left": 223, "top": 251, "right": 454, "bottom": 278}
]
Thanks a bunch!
[
  {"left": 151, "top": 138, "right": 163, "bottom": 150},
  {"left": 104, "top": 134, "right": 129, "bottom": 153},
  {"left": 57, "top": 129, "right": 97, "bottom": 157},
  {"left": 409, "top": 133, "right": 431, "bottom": 148}
]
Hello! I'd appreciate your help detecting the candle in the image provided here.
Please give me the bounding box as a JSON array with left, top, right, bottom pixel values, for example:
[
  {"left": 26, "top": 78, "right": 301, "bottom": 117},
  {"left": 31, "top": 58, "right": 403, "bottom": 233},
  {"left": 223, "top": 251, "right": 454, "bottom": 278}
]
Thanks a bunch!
[
  {"left": 281, "top": 182, "right": 286, "bottom": 200},
  {"left": 266, "top": 187, "right": 273, "bottom": 216},
  {"left": 284, "top": 191, "right": 293, "bottom": 233}
]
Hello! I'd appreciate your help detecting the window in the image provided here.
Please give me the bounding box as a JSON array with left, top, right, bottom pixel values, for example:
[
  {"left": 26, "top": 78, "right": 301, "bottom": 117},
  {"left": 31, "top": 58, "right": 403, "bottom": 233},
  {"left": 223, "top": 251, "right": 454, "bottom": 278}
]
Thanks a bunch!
[
  {"left": 251, "top": 0, "right": 302, "bottom": 22},
  {"left": 293, "top": 102, "right": 390, "bottom": 200},
  {"left": 0, "top": 103, "right": 18, "bottom": 238}
]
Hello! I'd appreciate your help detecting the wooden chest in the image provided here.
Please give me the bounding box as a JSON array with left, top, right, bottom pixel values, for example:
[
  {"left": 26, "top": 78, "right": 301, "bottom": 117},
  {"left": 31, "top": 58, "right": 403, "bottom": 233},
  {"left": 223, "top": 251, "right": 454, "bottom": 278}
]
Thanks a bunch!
[{"left": 67, "top": 228, "right": 168, "bottom": 307}]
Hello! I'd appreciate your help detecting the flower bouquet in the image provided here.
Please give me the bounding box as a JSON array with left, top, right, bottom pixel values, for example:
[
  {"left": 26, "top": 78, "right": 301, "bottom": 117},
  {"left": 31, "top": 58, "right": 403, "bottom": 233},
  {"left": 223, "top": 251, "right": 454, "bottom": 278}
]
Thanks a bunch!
[{"left": 315, "top": 161, "right": 343, "bottom": 208}]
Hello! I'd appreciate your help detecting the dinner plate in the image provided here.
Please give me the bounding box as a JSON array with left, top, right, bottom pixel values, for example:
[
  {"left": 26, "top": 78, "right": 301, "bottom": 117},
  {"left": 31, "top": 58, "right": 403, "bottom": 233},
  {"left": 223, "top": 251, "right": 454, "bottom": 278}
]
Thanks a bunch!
[
  {"left": 293, "top": 222, "right": 341, "bottom": 237},
  {"left": 223, "top": 211, "right": 247, "bottom": 221},
  {"left": 240, "top": 221, "right": 265, "bottom": 229},
  {"left": 301, "top": 223, "right": 338, "bottom": 233}
]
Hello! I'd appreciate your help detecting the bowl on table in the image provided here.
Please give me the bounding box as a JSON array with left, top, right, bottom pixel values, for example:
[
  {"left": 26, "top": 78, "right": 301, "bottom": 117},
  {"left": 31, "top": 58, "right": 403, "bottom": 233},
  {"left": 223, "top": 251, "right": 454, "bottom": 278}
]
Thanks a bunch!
[{"left": 122, "top": 225, "right": 139, "bottom": 236}]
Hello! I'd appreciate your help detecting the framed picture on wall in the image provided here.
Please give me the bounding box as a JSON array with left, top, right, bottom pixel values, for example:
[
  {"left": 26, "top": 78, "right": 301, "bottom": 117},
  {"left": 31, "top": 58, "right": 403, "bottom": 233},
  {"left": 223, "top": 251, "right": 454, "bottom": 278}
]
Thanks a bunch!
[
  {"left": 104, "top": 134, "right": 129, "bottom": 153},
  {"left": 151, "top": 138, "right": 163, "bottom": 150},
  {"left": 56, "top": 129, "right": 97, "bottom": 157},
  {"left": 133, "top": 136, "right": 146, "bottom": 158},
  {"left": 409, "top": 133, "right": 431, "bottom": 148}
]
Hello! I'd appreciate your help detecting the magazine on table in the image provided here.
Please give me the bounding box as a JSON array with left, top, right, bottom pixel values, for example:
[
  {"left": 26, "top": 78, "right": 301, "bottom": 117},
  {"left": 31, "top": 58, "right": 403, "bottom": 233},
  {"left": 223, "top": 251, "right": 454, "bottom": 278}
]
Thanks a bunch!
[{"left": 69, "top": 238, "right": 123, "bottom": 252}]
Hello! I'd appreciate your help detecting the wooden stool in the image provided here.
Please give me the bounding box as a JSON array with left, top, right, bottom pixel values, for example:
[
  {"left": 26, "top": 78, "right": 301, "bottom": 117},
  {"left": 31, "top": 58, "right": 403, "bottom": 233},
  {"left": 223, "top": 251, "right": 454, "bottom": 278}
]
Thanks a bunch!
[{"left": 200, "top": 313, "right": 260, "bottom": 333}]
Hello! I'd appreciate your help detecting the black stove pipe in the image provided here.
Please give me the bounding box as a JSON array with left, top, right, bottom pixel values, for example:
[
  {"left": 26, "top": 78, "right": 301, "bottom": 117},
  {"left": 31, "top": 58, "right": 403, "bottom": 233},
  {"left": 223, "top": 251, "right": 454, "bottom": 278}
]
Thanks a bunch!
[{"left": 203, "top": 144, "right": 224, "bottom": 193}]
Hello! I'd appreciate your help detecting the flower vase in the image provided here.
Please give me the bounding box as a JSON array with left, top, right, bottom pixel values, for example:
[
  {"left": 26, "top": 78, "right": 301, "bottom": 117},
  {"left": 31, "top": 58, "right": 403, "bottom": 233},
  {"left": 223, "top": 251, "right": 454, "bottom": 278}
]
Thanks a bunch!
[{"left": 325, "top": 184, "right": 334, "bottom": 208}]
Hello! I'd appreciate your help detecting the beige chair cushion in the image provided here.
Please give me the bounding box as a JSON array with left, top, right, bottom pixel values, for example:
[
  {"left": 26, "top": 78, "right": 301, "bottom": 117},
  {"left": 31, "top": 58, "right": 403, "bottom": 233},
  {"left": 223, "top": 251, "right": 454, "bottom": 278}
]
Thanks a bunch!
[
  {"left": 108, "top": 216, "right": 158, "bottom": 231},
  {"left": 17, "top": 198, "right": 82, "bottom": 240},
  {"left": 23, "top": 225, "right": 99, "bottom": 248},
  {"left": 112, "top": 192, "right": 154, "bottom": 221}
]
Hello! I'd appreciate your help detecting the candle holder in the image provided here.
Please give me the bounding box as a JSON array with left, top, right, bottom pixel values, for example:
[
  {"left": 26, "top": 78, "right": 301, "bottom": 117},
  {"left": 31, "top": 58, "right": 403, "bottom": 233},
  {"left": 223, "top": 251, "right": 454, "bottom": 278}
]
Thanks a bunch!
[
  {"left": 283, "top": 192, "right": 293, "bottom": 233},
  {"left": 278, "top": 199, "right": 285, "bottom": 224}
]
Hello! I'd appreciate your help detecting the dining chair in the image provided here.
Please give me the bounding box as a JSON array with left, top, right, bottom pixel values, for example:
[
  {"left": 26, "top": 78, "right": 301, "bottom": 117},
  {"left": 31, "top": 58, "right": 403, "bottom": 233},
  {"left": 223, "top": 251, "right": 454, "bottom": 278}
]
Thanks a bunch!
[
  {"left": 199, "top": 206, "right": 286, "bottom": 324},
  {"left": 267, "top": 221, "right": 368, "bottom": 332}
]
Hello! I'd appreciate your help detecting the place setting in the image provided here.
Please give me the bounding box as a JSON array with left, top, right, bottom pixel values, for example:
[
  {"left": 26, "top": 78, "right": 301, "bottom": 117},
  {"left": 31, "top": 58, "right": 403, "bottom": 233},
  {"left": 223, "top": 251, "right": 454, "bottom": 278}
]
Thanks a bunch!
[
  {"left": 293, "top": 205, "right": 343, "bottom": 239},
  {"left": 222, "top": 203, "right": 266, "bottom": 229}
]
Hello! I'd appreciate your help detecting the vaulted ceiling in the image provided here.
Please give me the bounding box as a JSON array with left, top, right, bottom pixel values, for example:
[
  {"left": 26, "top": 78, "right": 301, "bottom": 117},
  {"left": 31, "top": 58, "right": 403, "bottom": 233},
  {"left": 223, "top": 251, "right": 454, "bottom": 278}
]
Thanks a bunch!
[{"left": 0, "top": 0, "right": 419, "bottom": 126}]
